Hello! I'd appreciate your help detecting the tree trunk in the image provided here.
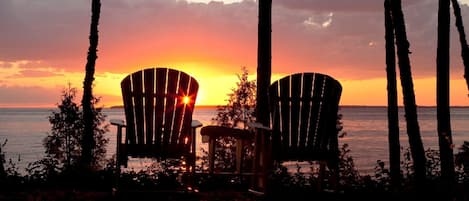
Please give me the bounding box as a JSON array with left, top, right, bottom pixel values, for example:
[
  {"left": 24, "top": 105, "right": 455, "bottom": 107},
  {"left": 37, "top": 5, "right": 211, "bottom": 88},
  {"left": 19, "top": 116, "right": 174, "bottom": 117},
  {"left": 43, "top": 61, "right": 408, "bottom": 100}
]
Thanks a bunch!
[
  {"left": 81, "top": 0, "right": 101, "bottom": 169},
  {"left": 256, "top": 0, "right": 272, "bottom": 127},
  {"left": 253, "top": 0, "right": 272, "bottom": 193},
  {"left": 437, "top": 0, "right": 455, "bottom": 195},
  {"left": 451, "top": 0, "right": 469, "bottom": 93},
  {"left": 384, "top": 0, "right": 401, "bottom": 190},
  {"left": 389, "top": 0, "right": 427, "bottom": 189}
]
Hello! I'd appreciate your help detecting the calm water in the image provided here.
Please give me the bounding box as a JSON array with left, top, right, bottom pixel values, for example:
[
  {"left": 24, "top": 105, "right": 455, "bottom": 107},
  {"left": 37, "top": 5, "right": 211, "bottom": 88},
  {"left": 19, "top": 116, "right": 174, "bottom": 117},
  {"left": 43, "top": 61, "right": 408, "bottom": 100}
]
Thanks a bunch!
[{"left": 0, "top": 106, "right": 468, "bottom": 175}]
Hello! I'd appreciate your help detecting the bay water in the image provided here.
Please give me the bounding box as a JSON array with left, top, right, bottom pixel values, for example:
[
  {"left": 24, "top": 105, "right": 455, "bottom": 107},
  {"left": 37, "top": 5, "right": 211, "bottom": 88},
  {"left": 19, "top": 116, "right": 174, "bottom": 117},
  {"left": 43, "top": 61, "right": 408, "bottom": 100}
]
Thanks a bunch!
[{"left": 1, "top": 106, "right": 468, "bottom": 175}]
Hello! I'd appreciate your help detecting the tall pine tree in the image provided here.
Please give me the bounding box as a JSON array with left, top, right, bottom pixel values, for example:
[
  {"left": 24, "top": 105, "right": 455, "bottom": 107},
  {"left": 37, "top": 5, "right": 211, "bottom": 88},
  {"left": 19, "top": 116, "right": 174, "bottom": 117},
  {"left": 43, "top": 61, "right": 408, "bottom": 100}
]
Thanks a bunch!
[
  {"left": 451, "top": 0, "right": 469, "bottom": 93},
  {"left": 389, "top": 0, "right": 427, "bottom": 189},
  {"left": 253, "top": 0, "right": 272, "bottom": 192},
  {"left": 384, "top": 0, "right": 401, "bottom": 190},
  {"left": 81, "top": 0, "right": 101, "bottom": 169},
  {"left": 436, "top": 0, "right": 455, "bottom": 195},
  {"left": 256, "top": 0, "right": 272, "bottom": 127}
]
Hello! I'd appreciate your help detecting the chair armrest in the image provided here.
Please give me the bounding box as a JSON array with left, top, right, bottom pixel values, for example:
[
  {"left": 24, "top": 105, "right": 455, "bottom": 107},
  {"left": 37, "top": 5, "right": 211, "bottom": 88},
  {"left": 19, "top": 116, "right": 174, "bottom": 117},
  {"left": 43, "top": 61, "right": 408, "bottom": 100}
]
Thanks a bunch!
[
  {"left": 247, "top": 122, "right": 271, "bottom": 131},
  {"left": 110, "top": 119, "right": 126, "bottom": 127},
  {"left": 191, "top": 120, "right": 203, "bottom": 128},
  {"left": 200, "top": 125, "right": 252, "bottom": 139}
]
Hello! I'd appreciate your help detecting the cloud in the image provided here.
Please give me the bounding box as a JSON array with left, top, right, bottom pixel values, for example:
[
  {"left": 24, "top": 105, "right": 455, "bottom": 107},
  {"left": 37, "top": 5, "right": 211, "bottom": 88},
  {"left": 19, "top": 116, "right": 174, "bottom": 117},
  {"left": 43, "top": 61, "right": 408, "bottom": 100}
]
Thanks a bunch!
[
  {"left": 16, "top": 69, "right": 63, "bottom": 78},
  {"left": 274, "top": 0, "right": 425, "bottom": 12},
  {"left": 271, "top": 0, "right": 469, "bottom": 79},
  {"left": 0, "top": 0, "right": 260, "bottom": 74},
  {"left": 0, "top": 85, "right": 61, "bottom": 107},
  {"left": 0, "top": 60, "right": 65, "bottom": 79},
  {"left": 303, "top": 13, "right": 334, "bottom": 29},
  {"left": 1, "top": 0, "right": 469, "bottom": 92},
  {"left": 0, "top": 1, "right": 90, "bottom": 62}
]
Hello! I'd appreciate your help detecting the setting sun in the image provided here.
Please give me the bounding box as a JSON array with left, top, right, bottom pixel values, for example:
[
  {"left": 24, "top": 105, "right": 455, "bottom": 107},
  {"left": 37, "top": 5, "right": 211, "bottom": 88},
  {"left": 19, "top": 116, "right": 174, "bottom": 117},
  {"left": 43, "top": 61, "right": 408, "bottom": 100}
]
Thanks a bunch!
[{"left": 183, "top": 96, "right": 191, "bottom": 105}]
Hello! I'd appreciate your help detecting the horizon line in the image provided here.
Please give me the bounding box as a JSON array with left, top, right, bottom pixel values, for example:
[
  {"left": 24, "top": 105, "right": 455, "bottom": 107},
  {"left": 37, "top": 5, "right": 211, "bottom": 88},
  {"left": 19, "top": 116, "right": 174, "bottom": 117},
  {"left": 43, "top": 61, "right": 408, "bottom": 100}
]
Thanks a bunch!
[{"left": 2, "top": 104, "right": 469, "bottom": 109}]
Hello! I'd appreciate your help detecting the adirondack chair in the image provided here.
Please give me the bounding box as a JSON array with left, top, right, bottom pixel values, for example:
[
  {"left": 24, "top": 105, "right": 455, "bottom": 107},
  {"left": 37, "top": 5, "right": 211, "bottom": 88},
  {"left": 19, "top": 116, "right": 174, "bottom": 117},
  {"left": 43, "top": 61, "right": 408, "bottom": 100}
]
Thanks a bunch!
[
  {"left": 110, "top": 67, "right": 202, "bottom": 176},
  {"left": 250, "top": 72, "right": 342, "bottom": 193}
]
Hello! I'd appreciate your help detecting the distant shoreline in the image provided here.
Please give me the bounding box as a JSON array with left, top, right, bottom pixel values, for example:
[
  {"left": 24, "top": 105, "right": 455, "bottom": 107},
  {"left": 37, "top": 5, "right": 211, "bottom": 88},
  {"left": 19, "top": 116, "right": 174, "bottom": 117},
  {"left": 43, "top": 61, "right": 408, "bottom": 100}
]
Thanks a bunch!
[{"left": 1, "top": 105, "right": 469, "bottom": 109}]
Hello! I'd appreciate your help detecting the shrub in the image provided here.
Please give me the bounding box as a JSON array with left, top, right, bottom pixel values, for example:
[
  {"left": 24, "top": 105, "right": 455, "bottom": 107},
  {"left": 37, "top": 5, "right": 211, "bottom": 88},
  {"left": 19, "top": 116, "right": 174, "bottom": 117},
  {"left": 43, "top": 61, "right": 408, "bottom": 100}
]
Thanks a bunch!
[
  {"left": 27, "top": 85, "right": 109, "bottom": 183},
  {"left": 455, "top": 141, "right": 469, "bottom": 183},
  {"left": 0, "top": 139, "right": 23, "bottom": 190},
  {"left": 207, "top": 67, "right": 256, "bottom": 172}
]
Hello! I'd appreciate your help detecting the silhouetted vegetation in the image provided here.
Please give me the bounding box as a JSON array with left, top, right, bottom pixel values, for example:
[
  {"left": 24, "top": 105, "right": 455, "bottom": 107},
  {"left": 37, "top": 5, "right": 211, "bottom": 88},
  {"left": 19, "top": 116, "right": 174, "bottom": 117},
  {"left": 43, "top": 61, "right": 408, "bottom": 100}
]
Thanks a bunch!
[
  {"left": 116, "top": 160, "right": 182, "bottom": 191},
  {"left": 41, "top": 86, "right": 108, "bottom": 169},
  {"left": 265, "top": 144, "right": 469, "bottom": 201},
  {"left": 208, "top": 67, "right": 256, "bottom": 173},
  {"left": 0, "top": 140, "right": 23, "bottom": 190},
  {"left": 0, "top": 140, "right": 6, "bottom": 180},
  {"left": 213, "top": 67, "right": 256, "bottom": 129},
  {"left": 21, "top": 86, "right": 109, "bottom": 189}
]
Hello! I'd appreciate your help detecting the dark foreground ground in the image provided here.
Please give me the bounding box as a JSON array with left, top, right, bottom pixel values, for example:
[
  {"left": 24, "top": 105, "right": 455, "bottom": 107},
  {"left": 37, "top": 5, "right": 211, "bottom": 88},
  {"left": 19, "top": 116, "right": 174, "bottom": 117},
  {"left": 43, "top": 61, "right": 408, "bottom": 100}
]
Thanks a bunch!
[{"left": 1, "top": 189, "right": 468, "bottom": 201}]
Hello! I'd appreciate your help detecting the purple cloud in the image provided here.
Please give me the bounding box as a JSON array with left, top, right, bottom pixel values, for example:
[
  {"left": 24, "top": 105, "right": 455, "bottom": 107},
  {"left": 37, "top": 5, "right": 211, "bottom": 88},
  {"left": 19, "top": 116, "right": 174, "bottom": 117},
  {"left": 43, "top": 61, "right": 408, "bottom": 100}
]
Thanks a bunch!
[
  {"left": 0, "top": 85, "right": 61, "bottom": 106},
  {"left": 273, "top": 0, "right": 425, "bottom": 12},
  {"left": 0, "top": 0, "right": 468, "bottom": 80},
  {"left": 15, "top": 69, "right": 63, "bottom": 78}
]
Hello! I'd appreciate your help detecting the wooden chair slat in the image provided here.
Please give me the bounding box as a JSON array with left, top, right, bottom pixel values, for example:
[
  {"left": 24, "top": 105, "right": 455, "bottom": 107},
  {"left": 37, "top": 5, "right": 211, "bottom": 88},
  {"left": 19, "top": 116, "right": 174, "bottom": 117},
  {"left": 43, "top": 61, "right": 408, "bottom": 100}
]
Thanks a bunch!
[
  {"left": 269, "top": 82, "right": 281, "bottom": 159},
  {"left": 278, "top": 76, "right": 291, "bottom": 160},
  {"left": 163, "top": 69, "right": 179, "bottom": 151},
  {"left": 132, "top": 71, "right": 145, "bottom": 145},
  {"left": 289, "top": 74, "right": 302, "bottom": 156},
  {"left": 144, "top": 68, "right": 155, "bottom": 145},
  {"left": 121, "top": 77, "right": 135, "bottom": 145},
  {"left": 322, "top": 78, "right": 342, "bottom": 160},
  {"left": 298, "top": 74, "right": 313, "bottom": 154},
  {"left": 312, "top": 75, "right": 327, "bottom": 154},
  {"left": 172, "top": 74, "right": 189, "bottom": 146},
  {"left": 173, "top": 73, "right": 190, "bottom": 144},
  {"left": 182, "top": 78, "right": 198, "bottom": 155},
  {"left": 305, "top": 74, "right": 323, "bottom": 156},
  {"left": 154, "top": 68, "right": 167, "bottom": 149}
]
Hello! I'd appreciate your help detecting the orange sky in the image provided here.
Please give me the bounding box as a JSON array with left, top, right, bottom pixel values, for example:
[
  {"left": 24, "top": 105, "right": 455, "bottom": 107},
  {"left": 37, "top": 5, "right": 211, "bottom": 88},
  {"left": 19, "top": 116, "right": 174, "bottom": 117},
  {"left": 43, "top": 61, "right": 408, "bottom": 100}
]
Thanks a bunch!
[{"left": 1, "top": 0, "right": 469, "bottom": 107}]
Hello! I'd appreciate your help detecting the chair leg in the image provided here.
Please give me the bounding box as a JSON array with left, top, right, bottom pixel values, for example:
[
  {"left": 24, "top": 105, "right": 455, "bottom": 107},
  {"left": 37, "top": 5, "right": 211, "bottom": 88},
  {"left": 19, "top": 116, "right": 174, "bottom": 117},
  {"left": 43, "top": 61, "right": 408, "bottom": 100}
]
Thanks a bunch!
[
  {"left": 114, "top": 124, "right": 123, "bottom": 191},
  {"left": 114, "top": 157, "right": 121, "bottom": 193},
  {"left": 236, "top": 139, "right": 243, "bottom": 174},
  {"left": 185, "top": 158, "right": 194, "bottom": 190},
  {"left": 208, "top": 137, "right": 215, "bottom": 174},
  {"left": 318, "top": 161, "right": 339, "bottom": 192},
  {"left": 318, "top": 161, "right": 326, "bottom": 192}
]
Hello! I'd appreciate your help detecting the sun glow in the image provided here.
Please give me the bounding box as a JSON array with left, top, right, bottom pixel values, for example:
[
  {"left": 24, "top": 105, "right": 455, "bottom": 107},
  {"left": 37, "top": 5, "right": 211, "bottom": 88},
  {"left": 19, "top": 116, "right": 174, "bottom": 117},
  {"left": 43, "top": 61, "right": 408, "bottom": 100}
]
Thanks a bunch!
[{"left": 183, "top": 96, "right": 191, "bottom": 105}]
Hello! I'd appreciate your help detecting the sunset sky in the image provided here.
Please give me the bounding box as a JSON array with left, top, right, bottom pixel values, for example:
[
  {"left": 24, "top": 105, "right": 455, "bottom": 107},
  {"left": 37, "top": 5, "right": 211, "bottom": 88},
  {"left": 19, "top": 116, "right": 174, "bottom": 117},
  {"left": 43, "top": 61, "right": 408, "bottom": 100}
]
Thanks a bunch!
[{"left": 1, "top": 0, "right": 469, "bottom": 107}]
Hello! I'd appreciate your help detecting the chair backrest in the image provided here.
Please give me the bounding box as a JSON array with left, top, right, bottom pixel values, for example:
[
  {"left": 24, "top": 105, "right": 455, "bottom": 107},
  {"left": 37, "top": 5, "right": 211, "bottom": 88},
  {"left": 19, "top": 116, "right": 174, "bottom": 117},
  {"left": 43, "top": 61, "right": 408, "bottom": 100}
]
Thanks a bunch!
[
  {"left": 121, "top": 67, "right": 199, "bottom": 159},
  {"left": 268, "top": 73, "right": 342, "bottom": 163}
]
